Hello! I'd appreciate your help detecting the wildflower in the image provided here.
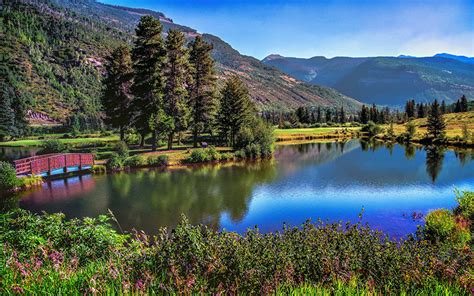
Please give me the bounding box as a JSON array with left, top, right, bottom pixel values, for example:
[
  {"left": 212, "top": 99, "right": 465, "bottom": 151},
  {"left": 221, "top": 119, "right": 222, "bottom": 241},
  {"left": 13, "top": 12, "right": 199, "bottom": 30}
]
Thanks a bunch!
[
  {"left": 135, "top": 279, "right": 144, "bottom": 290},
  {"left": 12, "top": 285, "right": 24, "bottom": 294}
]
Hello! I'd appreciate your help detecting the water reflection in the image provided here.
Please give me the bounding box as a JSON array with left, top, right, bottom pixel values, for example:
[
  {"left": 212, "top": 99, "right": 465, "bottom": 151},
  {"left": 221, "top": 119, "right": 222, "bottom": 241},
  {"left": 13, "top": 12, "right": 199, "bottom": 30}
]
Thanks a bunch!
[
  {"left": 0, "top": 147, "right": 40, "bottom": 161},
  {"left": 4, "top": 141, "right": 474, "bottom": 237}
]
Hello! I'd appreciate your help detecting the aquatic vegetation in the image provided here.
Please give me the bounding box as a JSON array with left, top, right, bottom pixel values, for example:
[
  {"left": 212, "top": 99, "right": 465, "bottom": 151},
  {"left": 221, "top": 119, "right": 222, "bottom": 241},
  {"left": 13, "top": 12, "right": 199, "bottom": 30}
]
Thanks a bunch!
[{"left": 0, "top": 193, "right": 472, "bottom": 294}]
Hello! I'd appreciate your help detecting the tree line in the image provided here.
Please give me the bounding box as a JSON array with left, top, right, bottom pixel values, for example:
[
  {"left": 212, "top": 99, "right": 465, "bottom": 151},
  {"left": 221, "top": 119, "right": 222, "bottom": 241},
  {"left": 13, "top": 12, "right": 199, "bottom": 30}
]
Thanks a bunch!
[{"left": 102, "top": 16, "right": 272, "bottom": 154}]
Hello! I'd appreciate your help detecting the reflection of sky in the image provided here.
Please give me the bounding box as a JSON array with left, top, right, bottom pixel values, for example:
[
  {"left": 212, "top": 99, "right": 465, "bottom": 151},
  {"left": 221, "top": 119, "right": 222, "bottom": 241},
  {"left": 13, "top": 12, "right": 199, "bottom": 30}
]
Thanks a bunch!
[{"left": 220, "top": 143, "right": 474, "bottom": 237}]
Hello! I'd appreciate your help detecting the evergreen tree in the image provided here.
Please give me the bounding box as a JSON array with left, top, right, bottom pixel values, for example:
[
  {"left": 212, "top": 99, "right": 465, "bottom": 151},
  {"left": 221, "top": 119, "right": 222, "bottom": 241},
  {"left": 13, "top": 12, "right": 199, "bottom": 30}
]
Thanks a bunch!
[
  {"left": 339, "top": 106, "right": 345, "bottom": 123},
  {"left": 360, "top": 105, "right": 369, "bottom": 124},
  {"left": 316, "top": 107, "right": 322, "bottom": 123},
  {"left": 454, "top": 99, "right": 461, "bottom": 113},
  {"left": 102, "top": 45, "right": 133, "bottom": 140},
  {"left": 188, "top": 36, "right": 216, "bottom": 147},
  {"left": 325, "top": 108, "right": 332, "bottom": 123},
  {"left": 440, "top": 100, "right": 447, "bottom": 114},
  {"left": 417, "top": 103, "right": 425, "bottom": 118},
  {"left": 427, "top": 99, "right": 446, "bottom": 141},
  {"left": 218, "top": 76, "right": 253, "bottom": 147},
  {"left": 0, "top": 85, "right": 15, "bottom": 140},
  {"left": 405, "top": 100, "right": 415, "bottom": 118},
  {"left": 163, "top": 30, "right": 190, "bottom": 149},
  {"left": 460, "top": 95, "right": 469, "bottom": 112},
  {"left": 130, "top": 16, "right": 166, "bottom": 150}
]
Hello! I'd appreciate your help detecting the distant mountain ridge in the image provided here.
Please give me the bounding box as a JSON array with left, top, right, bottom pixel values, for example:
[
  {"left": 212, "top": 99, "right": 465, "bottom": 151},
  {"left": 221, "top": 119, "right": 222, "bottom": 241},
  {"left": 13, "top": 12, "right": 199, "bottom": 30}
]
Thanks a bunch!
[
  {"left": 262, "top": 53, "right": 474, "bottom": 106},
  {"left": 1, "top": 0, "right": 361, "bottom": 124}
]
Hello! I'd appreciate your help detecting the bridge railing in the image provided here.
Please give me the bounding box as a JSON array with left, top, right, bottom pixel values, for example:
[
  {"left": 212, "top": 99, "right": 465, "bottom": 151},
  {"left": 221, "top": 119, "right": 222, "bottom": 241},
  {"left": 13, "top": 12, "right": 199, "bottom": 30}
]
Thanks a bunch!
[{"left": 14, "top": 153, "right": 94, "bottom": 176}]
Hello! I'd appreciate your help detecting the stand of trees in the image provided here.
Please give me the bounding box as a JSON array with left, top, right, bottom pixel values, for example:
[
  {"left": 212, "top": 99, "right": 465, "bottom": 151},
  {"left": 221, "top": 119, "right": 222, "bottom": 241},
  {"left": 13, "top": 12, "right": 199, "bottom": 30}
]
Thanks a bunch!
[{"left": 102, "top": 16, "right": 272, "bottom": 155}]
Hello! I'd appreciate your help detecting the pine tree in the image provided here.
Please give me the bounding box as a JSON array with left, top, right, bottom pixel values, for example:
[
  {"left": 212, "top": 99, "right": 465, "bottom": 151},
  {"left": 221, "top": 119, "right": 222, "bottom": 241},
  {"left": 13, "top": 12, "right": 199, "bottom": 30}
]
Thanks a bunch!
[
  {"left": 188, "top": 36, "right": 216, "bottom": 147},
  {"left": 440, "top": 100, "right": 447, "bottom": 114},
  {"left": 427, "top": 99, "right": 446, "bottom": 141},
  {"left": 339, "top": 106, "right": 345, "bottom": 123},
  {"left": 102, "top": 45, "right": 133, "bottom": 140},
  {"left": 130, "top": 16, "right": 166, "bottom": 150},
  {"left": 360, "top": 105, "right": 369, "bottom": 124},
  {"left": 218, "top": 76, "right": 253, "bottom": 147},
  {"left": 163, "top": 30, "right": 190, "bottom": 150},
  {"left": 0, "top": 85, "right": 15, "bottom": 140},
  {"left": 454, "top": 100, "right": 461, "bottom": 113},
  {"left": 460, "top": 95, "right": 469, "bottom": 112},
  {"left": 316, "top": 107, "right": 322, "bottom": 123},
  {"left": 405, "top": 100, "right": 415, "bottom": 118},
  {"left": 325, "top": 108, "right": 332, "bottom": 123}
]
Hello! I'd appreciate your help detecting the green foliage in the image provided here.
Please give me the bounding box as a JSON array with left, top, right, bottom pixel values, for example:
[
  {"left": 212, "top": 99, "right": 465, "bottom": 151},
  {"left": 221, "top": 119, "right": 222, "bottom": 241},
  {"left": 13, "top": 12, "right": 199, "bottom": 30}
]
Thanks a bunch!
[
  {"left": 147, "top": 155, "right": 169, "bottom": 166},
  {"left": 105, "top": 153, "right": 123, "bottom": 171},
  {"left": 114, "top": 141, "right": 129, "bottom": 158},
  {"left": 188, "top": 35, "right": 217, "bottom": 147},
  {"left": 184, "top": 147, "right": 221, "bottom": 163},
  {"left": 124, "top": 130, "right": 140, "bottom": 145},
  {"left": 102, "top": 45, "right": 133, "bottom": 139},
  {"left": 235, "top": 117, "right": 274, "bottom": 158},
  {"left": 218, "top": 76, "right": 254, "bottom": 147},
  {"left": 0, "top": 161, "right": 21, "bottom": 191},
  {"left": 361, "top": 121, "right": 382, "bottom": 137},
  {"left": 427, "top": 99, "right": 446, "bottom": 141},
  {"left": 455, "top": 191, "right": 474, "bottom": 219},
  {"left": 405, "top": 120, "right": 417, "bottom": 141},
  {"left": 424, "top": 209, "right": 455, "bottom": 241},
  {"left": 92, "top": 164, "right": 107, "bottom": 174},
  {"left": 20, "top": 175, "right": 43, "bottom": 188},
  {"left": 0, "top": 197, "right": 471, "bottom": 294},
  {"left": 123, "top": 155, "right": 147, "bottom": 167},
  {"left": 39, "top": 140, "right": 68, "bottom": 154}
]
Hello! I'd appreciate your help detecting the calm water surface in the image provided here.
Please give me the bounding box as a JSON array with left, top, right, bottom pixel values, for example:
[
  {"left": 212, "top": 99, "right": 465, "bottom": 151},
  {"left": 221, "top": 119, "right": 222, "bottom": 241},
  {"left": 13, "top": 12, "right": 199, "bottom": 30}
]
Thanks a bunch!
[{"left": 6, "top": 141, "right": 474, "bottom": 237}]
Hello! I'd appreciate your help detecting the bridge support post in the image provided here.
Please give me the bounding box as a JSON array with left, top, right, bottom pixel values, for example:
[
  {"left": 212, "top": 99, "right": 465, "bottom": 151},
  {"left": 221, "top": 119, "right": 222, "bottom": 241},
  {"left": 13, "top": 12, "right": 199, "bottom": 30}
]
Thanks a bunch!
[
  {"left": 63, "top": 155, "right": 68, "bottom": 173},
  {"left": 47, "top": 158, "right": 52, "bottom": 176},
  {"left": 79, "top": 154, "right": 83, "bottom": 170}
]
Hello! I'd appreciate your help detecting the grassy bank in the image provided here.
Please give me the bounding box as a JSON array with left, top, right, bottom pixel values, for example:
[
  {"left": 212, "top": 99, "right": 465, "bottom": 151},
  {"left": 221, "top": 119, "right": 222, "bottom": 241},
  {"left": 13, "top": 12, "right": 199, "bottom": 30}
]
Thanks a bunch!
[
  {"left": 379, "top": 111, "right": 474, "bottom": 145},
  {"left": 0, "top": 192, "right": 472, "bottom": 294},
  {"left": 274, "top": 127, "right": 360, "bottom": 142}
]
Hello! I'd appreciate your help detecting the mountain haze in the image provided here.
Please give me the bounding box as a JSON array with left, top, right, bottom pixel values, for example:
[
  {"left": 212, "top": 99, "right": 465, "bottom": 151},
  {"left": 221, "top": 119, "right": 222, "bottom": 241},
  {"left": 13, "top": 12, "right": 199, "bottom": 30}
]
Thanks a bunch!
[
  {"left": 1, "top": 0, "right": 361, "bottom": 125},
  {"left": 262, "top": 54, "right": 474, "bottom": 106}
]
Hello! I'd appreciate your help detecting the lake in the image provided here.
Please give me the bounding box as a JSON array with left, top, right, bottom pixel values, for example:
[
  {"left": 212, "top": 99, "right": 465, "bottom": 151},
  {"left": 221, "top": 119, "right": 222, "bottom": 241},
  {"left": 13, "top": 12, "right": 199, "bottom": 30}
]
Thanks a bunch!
[{"left": 4, "top": 140, "right": 474, "bottom": 238}]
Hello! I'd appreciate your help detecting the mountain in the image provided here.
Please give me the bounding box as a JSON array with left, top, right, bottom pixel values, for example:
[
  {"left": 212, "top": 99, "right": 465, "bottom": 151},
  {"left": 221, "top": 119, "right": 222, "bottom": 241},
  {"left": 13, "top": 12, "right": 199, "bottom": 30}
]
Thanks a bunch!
[
  {"left": 262, "top": 54, "right": 474, "bottom": 106},
  {"left": 1, "top": 0, "right": 361, "bottom": 126},
  {"left": 434, "top": 53, "right": 474, "bottom": 64}
]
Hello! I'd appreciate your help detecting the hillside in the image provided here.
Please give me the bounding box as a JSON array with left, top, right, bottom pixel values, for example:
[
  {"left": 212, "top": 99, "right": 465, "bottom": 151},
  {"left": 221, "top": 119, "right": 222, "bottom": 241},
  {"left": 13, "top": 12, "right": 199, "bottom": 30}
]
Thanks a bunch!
[
  {"left": 262, "top": 54, "right": 474, "bottom": 106},
  {"left": 1, "top": 0, "right": 361, "bottom": 127}
]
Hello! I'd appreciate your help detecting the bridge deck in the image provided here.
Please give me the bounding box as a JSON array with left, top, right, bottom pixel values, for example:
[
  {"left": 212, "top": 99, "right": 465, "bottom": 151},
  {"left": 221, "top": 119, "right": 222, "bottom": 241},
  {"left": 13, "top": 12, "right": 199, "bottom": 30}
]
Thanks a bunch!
[{"left": 14, "top": 153, "right": 94, "bottom": 176}]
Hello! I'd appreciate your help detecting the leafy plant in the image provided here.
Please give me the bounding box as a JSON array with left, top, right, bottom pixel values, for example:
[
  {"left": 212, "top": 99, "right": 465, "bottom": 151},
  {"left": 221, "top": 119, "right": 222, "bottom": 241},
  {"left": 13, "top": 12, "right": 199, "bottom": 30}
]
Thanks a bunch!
[
  {"left": 0, "top": 161, "right": 21, "bottom": 191},
  {"left": 39, "top": 140, "right": 68, "bottom": 155},
  {"left": 147, "top": 155, "right": 169, "bottom": 166},
  {"left": 106, "top": 153, "right": 124, "bottom": 171},
  {"left": 424, "top": 209, "right": 455, "bottom": 241},
  {"left": 123, "top": 155, "right": 147, "bottom": 167}
]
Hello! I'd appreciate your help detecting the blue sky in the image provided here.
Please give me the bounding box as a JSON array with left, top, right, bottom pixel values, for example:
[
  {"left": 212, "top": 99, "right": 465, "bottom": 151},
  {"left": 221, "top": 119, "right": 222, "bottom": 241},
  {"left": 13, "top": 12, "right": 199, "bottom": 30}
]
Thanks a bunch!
[{"left": 100, "top": 0, "right": 474, "bottom": 59}]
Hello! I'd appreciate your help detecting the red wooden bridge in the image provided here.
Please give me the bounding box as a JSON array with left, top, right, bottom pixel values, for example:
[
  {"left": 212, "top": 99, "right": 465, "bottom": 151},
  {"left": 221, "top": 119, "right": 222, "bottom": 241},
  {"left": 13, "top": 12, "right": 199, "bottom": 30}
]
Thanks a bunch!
[{"left": 14, "top": 153, "right": 94, "bottom": 176}]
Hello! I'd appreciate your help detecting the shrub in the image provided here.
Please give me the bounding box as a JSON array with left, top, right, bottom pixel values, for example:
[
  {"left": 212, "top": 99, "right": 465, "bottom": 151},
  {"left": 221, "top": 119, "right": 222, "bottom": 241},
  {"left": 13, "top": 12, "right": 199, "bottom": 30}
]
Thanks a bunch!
[
  {"left": 455, "top": 191, "right": 474, "bottom": 219},
  {"left": 124, "top": 155, "right": 147, "bottom": 168},
  {"left": 39, "top": 139, "right": 68, "bottom": 155},
  {"left": 147, "top": 155, "right": 169, "bottom": 166},
  {"left": 92, "top": 164, "right": 107, "bottom": 173},
  {"left": 124, "top": 131, "right": 140, "bottom": 145},
  {"left": 0, "top": 161, "right": 21, "bottom": 191},
  {"left": 361, "top": 121, "right": 382, "bottom": 137},
  {"left": 424, "top": 209, "right": 455, "bottom": 241},
  {"left": 114, "top": 141, "right": 129, "bottom": 158},
  {"left": 235, "top": 117, "right": 274, "bottom": 158},
  {"left": 184, "top": 149, "right": 211, "bottom": 163},
  {"left": 106, "top": 153, "right": 123, "bottom": 171},
  {"left": 21, "top": 175, "right": 43, "bottom": 188},
  {"left": 220, "top": 152, "right": 234, "bottom": 160}
]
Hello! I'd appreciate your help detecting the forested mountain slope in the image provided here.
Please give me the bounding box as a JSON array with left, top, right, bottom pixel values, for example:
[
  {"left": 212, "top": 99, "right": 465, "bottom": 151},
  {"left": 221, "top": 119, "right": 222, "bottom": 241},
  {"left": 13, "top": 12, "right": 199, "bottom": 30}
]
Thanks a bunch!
[
  {"left": 1, "top": 0, "right": 361, "bottom": 128},
  {"left": 262, "top": 54, "right": 474, "bottom": 106}
]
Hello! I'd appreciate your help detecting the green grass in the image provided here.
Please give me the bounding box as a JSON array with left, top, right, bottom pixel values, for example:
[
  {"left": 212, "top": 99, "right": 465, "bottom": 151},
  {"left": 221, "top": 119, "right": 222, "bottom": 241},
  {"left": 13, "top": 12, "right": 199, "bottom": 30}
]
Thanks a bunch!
[
  {"left": 274, "top": 127, "right": 358, "bottom": 135},
  {"left": 0, "top": 136, "right": 120, "bottom": 147}
]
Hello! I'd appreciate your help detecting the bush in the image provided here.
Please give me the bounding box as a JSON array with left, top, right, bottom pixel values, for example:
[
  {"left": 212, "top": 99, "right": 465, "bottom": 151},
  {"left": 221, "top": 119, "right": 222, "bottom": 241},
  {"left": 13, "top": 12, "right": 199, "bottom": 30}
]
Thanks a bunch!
[
  {"left": 220, "top": 152, "right": 234, "bottom": 160},
  {"left": 0, "top": 161, "right": 21, "bottom": 191},
  {"left": 184, "top": 147, "right": 222, "bottom": 164},
  {"left": 39, "top": 140, "right": 68, "bottom": 155},
  {"left": 123, "top": 155, "right": 147, "bottom": 168},
  {"left": 455, "top": 191, "right": 474, "bottom": 219},
  {"left": 424, "top": 209, "right": 455, "bottom": 241},
  {"left": 92, "top": 164, "right": 107, "bottom": 173},
  {"left": 21, "top": 175, "right": 43, "bottom": 188},
  {"left": 147, "top": 155, "right": 169, "bottom": 166},
  {"left": 124, "top": 131, "right": 140, "bottom": 145},
  {"left": 114, "top": 141, "right": 129, "bottom": 158},
  {"left": 235, "top": 117, "right": 274, "bottom": 158},
  {"left": 106, "top": 153, "right": 123, "bottom": 171},
  {"left": 361, "top": 121, "right": 382, "bottom": 137}
]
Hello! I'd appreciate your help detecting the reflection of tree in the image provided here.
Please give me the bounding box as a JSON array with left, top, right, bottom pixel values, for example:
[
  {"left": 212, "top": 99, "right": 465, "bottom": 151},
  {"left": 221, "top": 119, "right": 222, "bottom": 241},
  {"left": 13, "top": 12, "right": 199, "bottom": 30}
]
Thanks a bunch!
[
  {"left": 105, "top": 161, "right": 278, "bottom": 233},
  {"left": 454, "top": 150, "right": 471, "bottom": 167},
  {"left": 403, "top": 144, "right": 416, "bottom": 160},
  {"left": 425, "top": 145, "right": 445, "bottom": 183}
]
